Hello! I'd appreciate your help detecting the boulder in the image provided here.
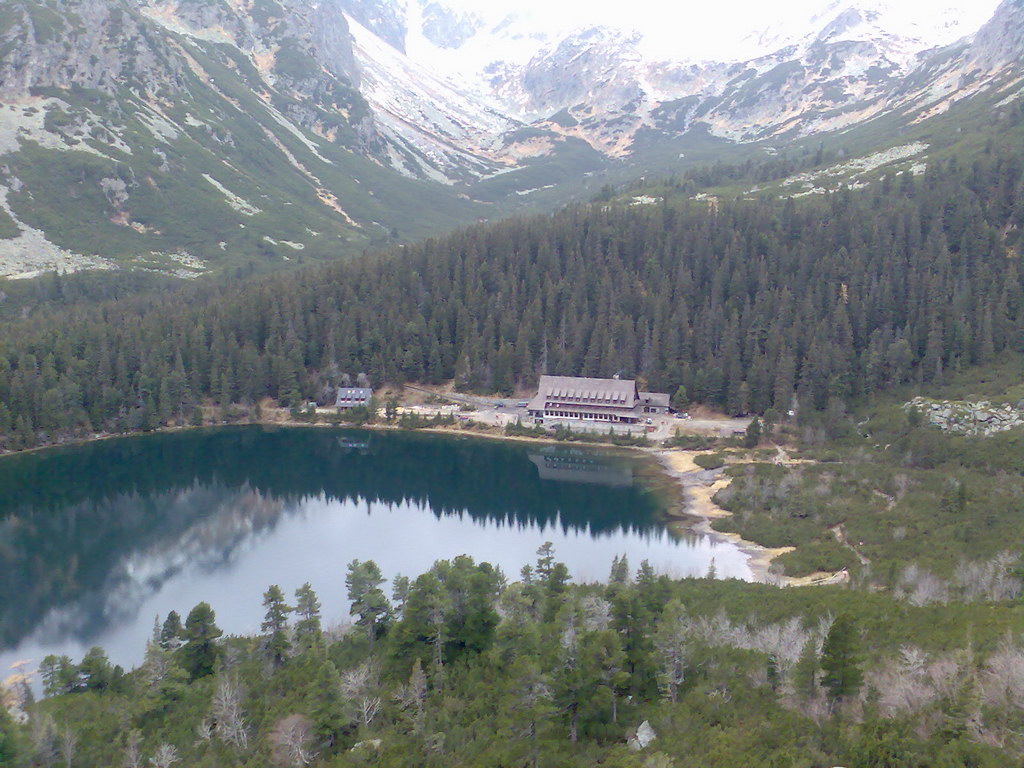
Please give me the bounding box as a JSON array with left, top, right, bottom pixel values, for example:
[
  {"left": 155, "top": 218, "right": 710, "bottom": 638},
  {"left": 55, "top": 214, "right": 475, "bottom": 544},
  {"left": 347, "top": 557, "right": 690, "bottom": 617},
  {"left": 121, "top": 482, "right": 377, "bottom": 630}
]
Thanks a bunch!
[
  {"left": 351, "top": 739, "right": 381, "bottom": 752},
  {"left": 628, "top": 720, "right": 658, "bottom": 751}
]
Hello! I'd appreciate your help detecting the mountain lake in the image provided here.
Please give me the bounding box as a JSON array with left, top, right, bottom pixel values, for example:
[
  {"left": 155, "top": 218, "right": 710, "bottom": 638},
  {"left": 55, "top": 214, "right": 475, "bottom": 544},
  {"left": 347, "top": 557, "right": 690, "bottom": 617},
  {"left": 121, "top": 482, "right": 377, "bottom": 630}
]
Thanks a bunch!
[{"left": 0, "top": 426, "right": 752, "bottom": 675}]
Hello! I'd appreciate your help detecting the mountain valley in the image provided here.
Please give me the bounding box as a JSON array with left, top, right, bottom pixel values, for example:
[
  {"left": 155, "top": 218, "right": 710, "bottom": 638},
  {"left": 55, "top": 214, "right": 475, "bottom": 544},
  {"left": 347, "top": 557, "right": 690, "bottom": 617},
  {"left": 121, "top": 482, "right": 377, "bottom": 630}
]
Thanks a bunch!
[
  {"left": 3, "top": 3, "right": 1024, "bottom": 767},
  {"left": 0, "top": 0, "right": 1020, "bottom": 279}
]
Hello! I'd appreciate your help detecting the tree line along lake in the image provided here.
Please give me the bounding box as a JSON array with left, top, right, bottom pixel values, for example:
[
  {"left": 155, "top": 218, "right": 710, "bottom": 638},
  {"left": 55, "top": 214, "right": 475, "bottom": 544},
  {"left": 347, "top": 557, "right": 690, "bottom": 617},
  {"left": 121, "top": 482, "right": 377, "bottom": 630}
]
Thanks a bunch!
[{"left": 0, "top": 426, "right": 752, "bottom": 676}]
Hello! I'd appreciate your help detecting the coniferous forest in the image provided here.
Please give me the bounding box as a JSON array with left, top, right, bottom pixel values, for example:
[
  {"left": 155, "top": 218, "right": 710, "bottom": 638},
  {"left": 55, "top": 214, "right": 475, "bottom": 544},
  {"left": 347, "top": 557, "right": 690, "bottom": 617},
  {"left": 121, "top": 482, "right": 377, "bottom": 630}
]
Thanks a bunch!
[
  {"left": 5, "top": 0, "right": 1024, "bottom": 764},
  {"left": 0, "top": 142, "right": 1021, "bottom": 452},
  {"left": 3, "top": 547, "right": 1024, "bottom": 768},
  {"left": 2, "top": 110, "right": 1024, "bottom": 768}
]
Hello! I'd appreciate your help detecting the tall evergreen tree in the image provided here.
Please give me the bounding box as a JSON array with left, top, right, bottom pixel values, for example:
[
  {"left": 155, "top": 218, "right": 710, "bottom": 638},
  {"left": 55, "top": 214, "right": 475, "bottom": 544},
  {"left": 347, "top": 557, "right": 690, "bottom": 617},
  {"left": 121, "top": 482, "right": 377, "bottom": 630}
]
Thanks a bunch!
[
  {"left": 181, "top": 602, "right": 222, "bottom": 681},
  {"left": 819, "top": 613, "right": 863, "bottom": 712},
  {"left": 261, "top": 584, "right": 292, "bottom": 665},
  {"left": 294, "top": 582, "right": 323, "bottom": 649},
  {"left": 346, "top": 559, "right": 390, "bottom": 651},
  {"left": 159, "top": 611, "right": 183, "bottom": 651}
]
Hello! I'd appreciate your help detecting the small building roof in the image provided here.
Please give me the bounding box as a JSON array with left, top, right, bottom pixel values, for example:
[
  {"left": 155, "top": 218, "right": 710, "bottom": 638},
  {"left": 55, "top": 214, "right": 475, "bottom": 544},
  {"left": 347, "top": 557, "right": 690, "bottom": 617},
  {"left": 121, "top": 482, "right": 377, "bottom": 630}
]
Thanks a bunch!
[
  {"left": 335, "top": 387, "right": 373, "bottom": 406},
  {"left": 337, "top": 387, "right": 372, "bottom": 397},
  {"left": 640, "top": 392, "right": 671, "bottom": 407}
]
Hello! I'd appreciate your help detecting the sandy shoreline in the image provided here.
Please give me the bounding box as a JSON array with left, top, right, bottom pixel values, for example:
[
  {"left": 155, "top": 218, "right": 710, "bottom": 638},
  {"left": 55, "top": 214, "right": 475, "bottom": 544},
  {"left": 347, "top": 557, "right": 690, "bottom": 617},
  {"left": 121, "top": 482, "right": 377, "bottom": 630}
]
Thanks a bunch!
[
  {"left": 655, "top": 450, "right": 848, "bottom": 587},
  {"left": 655, "top": 451, "right": 794, "bottom": 584}
]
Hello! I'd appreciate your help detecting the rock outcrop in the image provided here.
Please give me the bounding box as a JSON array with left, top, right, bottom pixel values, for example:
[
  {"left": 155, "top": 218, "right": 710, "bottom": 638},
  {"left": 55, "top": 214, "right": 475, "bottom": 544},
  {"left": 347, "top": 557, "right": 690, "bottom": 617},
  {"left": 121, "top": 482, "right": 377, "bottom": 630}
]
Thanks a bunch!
[{"left": 905, "top": 397, "right": 1024, "bottom": 437}]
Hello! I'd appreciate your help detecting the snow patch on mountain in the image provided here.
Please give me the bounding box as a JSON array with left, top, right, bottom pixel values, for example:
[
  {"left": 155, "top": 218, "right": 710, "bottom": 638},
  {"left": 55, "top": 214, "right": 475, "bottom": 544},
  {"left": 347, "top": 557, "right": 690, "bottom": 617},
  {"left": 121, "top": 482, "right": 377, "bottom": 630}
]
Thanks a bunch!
[
  {"left": 347, "top": 11, "right": 519, "bottom": 181},
  {"left": 388, "top": 0, "right": 1003, "bottom": 154},
  {"left": 414, "top": 0, "right": 1000, "bottom": 74},
  {"left": 203, "top": 174, "right": 261, "bottom": 216}
]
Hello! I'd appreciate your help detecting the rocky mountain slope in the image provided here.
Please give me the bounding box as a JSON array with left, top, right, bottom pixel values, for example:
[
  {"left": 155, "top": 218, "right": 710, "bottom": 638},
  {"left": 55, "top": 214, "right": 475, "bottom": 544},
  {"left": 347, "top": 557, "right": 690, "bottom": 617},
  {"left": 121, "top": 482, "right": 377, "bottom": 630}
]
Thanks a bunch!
[
  {"left": 399, "top": 0, "right": 1022, "bottom": 153},
  {"left": 0, "top": 0, "right": 484, "bottom": 278},
  {"left": 0, "top": 0, "right": 1020, "bottom": 279}
]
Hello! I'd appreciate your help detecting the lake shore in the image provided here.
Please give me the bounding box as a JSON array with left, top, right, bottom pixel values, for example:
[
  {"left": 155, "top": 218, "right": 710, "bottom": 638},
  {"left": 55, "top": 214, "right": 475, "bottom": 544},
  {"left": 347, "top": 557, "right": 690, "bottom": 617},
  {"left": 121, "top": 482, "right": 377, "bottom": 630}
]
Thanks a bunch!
[
  {"left": 655, "top": 450, "right": 848, "bottom": 588},
  {"left": 0, "top": 411, "right": 807, "bottom": 586},
  {"left": 0, "top": 407, "right": 651, "bottom": 459},
  {"left": 655, "top": 451, "right": 786, "bottom": 585}
]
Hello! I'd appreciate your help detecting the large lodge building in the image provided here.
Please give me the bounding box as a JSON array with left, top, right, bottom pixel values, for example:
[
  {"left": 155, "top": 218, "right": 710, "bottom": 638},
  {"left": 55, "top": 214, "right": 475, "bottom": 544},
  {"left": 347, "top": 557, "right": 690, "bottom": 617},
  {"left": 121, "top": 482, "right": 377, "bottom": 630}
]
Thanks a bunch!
[{"left": 526, "top": 375, "right": 669, "bottom": 425}]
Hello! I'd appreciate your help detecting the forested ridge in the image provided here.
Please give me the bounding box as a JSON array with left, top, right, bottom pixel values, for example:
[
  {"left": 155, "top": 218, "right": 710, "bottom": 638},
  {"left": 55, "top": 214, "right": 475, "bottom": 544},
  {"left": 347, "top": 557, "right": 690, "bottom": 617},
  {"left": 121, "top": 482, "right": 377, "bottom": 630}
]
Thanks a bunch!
[
  {"left": 4, "top": 548, "right": 1024, "bottom": 768},
  {"left": 0, "top": 144, "right": 1022, "bottom": 450}
]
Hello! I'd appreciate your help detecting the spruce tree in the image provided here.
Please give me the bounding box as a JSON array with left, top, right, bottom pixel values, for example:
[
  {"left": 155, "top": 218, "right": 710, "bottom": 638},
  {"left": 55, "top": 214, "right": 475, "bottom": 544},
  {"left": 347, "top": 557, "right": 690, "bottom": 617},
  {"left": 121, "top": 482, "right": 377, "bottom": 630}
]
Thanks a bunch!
[
  {"left": 181, "top": 602, "right": 222, "bottom": 681},
  {"left": 311, "top": 660, "right": 345, "bottom": 747},
  {"left": 743, "top": 417, "right": 762, "bottom": 449},
  {"left": 793, "top": 638, "right": 819, "bottom": 701},
  {"left": 294, "top": 582, "right": 322, "bottom": 649},
  {"left": 0, "top": 705, "right": 26, "bottom": 767},
  {"left": 159, "top": 611, "right": 183, "bottom": 651},
  {"left": 261, "top": 584, "right": 292, "bottom": 665},
  {"left": 819, "top": 613, "right": 863, "bottom": 712},
  {"left": 346, "top": 559, "right": 390, "bottom": 651}
]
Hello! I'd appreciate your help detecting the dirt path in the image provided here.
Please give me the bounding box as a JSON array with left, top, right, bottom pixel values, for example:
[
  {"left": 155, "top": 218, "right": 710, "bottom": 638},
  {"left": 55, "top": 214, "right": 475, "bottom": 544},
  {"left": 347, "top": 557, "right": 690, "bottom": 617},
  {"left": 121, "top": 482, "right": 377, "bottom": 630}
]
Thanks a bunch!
[{"left": 830, "top": 523, "right": 870, "bottom": 567}]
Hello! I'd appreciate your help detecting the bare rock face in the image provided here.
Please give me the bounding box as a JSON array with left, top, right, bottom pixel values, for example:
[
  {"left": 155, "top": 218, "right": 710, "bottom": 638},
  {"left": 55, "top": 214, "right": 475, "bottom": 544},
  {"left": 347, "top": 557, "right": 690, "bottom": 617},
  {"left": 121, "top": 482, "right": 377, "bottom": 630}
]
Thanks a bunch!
[
  {"left": 2, "top": 0, "right": 1022, "bottom": 184},
  {"left": 499, "top": 0, "right": 1021, "bottom": 152},
  {"left": 419, "top": 1, "right": 482, "bottom": 50},
  {"left": 520, "top": 27, "right": 645, "bottom": 117},
  {"left": 0, "top": 0, "right": 384, "bottom": 155},
  {"left": 339, "top": 0, "right": 407, "bottom": 53},
  {"left": 968, "top": 0, "right": 1024, "bottom": 70},
  {"left": 0, "top": 0, "right": 189, "bottom": 101},
  {"left": 139, "top": 0, "right": 365, "bottom": 113}
]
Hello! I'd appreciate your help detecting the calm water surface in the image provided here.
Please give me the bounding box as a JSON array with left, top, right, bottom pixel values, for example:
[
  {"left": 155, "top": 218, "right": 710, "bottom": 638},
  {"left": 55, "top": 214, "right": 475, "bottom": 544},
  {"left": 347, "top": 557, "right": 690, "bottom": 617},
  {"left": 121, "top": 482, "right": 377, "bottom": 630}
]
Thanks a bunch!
[{"left": 0, "top": 426, "right": 751, "bottom": 675}]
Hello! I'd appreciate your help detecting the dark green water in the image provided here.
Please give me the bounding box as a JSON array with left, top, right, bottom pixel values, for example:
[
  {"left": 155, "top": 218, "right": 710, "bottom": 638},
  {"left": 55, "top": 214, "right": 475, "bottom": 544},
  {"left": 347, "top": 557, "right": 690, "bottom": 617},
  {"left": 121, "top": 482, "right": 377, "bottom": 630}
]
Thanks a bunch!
[{"left": 0, "top": 426, "right": 750, "bottom": 673}]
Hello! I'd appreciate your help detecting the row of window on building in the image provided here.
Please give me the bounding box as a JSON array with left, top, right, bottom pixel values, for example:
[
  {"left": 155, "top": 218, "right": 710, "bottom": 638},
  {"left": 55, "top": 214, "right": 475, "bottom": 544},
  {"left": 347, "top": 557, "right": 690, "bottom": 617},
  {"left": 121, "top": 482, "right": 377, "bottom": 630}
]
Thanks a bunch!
[{"left": 547, "top": 410, "right": 626, "bottom": 422}]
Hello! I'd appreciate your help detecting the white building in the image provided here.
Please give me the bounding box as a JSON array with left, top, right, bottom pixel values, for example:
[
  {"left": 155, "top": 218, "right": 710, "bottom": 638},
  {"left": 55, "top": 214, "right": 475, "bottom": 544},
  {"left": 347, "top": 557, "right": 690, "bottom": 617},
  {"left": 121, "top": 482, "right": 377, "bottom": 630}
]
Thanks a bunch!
[{"left": 526, "top": 375, "right": 669, "bottom": 424}]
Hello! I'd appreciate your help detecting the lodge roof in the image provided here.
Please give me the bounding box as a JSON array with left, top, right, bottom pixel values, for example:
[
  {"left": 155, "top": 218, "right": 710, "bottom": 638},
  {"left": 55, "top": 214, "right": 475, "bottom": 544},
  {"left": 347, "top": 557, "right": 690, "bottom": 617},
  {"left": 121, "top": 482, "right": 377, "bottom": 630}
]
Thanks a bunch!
[
  {"left": 527, "top": 375, "right": 640, "bottom": 411},
  {"left": 538, "top": 375, "right": 636, "bottom": 402}
]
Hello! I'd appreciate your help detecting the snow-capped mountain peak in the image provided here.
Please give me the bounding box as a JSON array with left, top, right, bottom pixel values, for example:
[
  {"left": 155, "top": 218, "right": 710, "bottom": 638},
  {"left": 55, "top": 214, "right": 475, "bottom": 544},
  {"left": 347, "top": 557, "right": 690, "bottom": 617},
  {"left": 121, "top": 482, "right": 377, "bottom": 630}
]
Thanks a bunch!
[{"left": 336, "top": 0, "right": 1019, "bottom": 170}]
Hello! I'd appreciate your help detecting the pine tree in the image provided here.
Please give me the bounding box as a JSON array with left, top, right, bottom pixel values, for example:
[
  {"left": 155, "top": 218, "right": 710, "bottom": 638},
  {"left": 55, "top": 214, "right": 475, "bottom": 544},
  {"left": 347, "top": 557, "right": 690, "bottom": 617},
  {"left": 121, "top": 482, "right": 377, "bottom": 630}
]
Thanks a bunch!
[
  {"left": 392, "top": 575, "right": 411, "bottom": 620},
  {"left": 793, "top": 638, "right": 819, "bottom": 701},
  {"left": 261, "top": 584, "right": 292, "bottom": 665},
  {"left": 79, "top": 647, "right": 112, "bottom": 692},
  {"left": 181, "top": 602, "right": 222, "bottom": 681},
  {"left": 294, "top": 582, "right": 322, "bottom": 649},
  {"left": 819, "top": 613, "right": 863, "bottom": 712},
  {"left": 671, "top": 385, "right": 688, "bottom": 411},
  {"left": 743, "top": 417, "right": 762, "bottom": 449},
  {"left": 346, "top": 559, "right": 390, "bottom": 651},
  {"left": 159, "top": 611, "right": 183, "bottom": 651},
  {"left": 311, "top": 660, "right": 345, "bottom": 747},
  {"left": 608, "top": 555, "right": 630, "bottom": 586},
  {"left": 581, "top": 629, "right": 628, "bottom": 723},
  {"left": 0, "top": 705, "right": 26, "bottom": 767}
]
